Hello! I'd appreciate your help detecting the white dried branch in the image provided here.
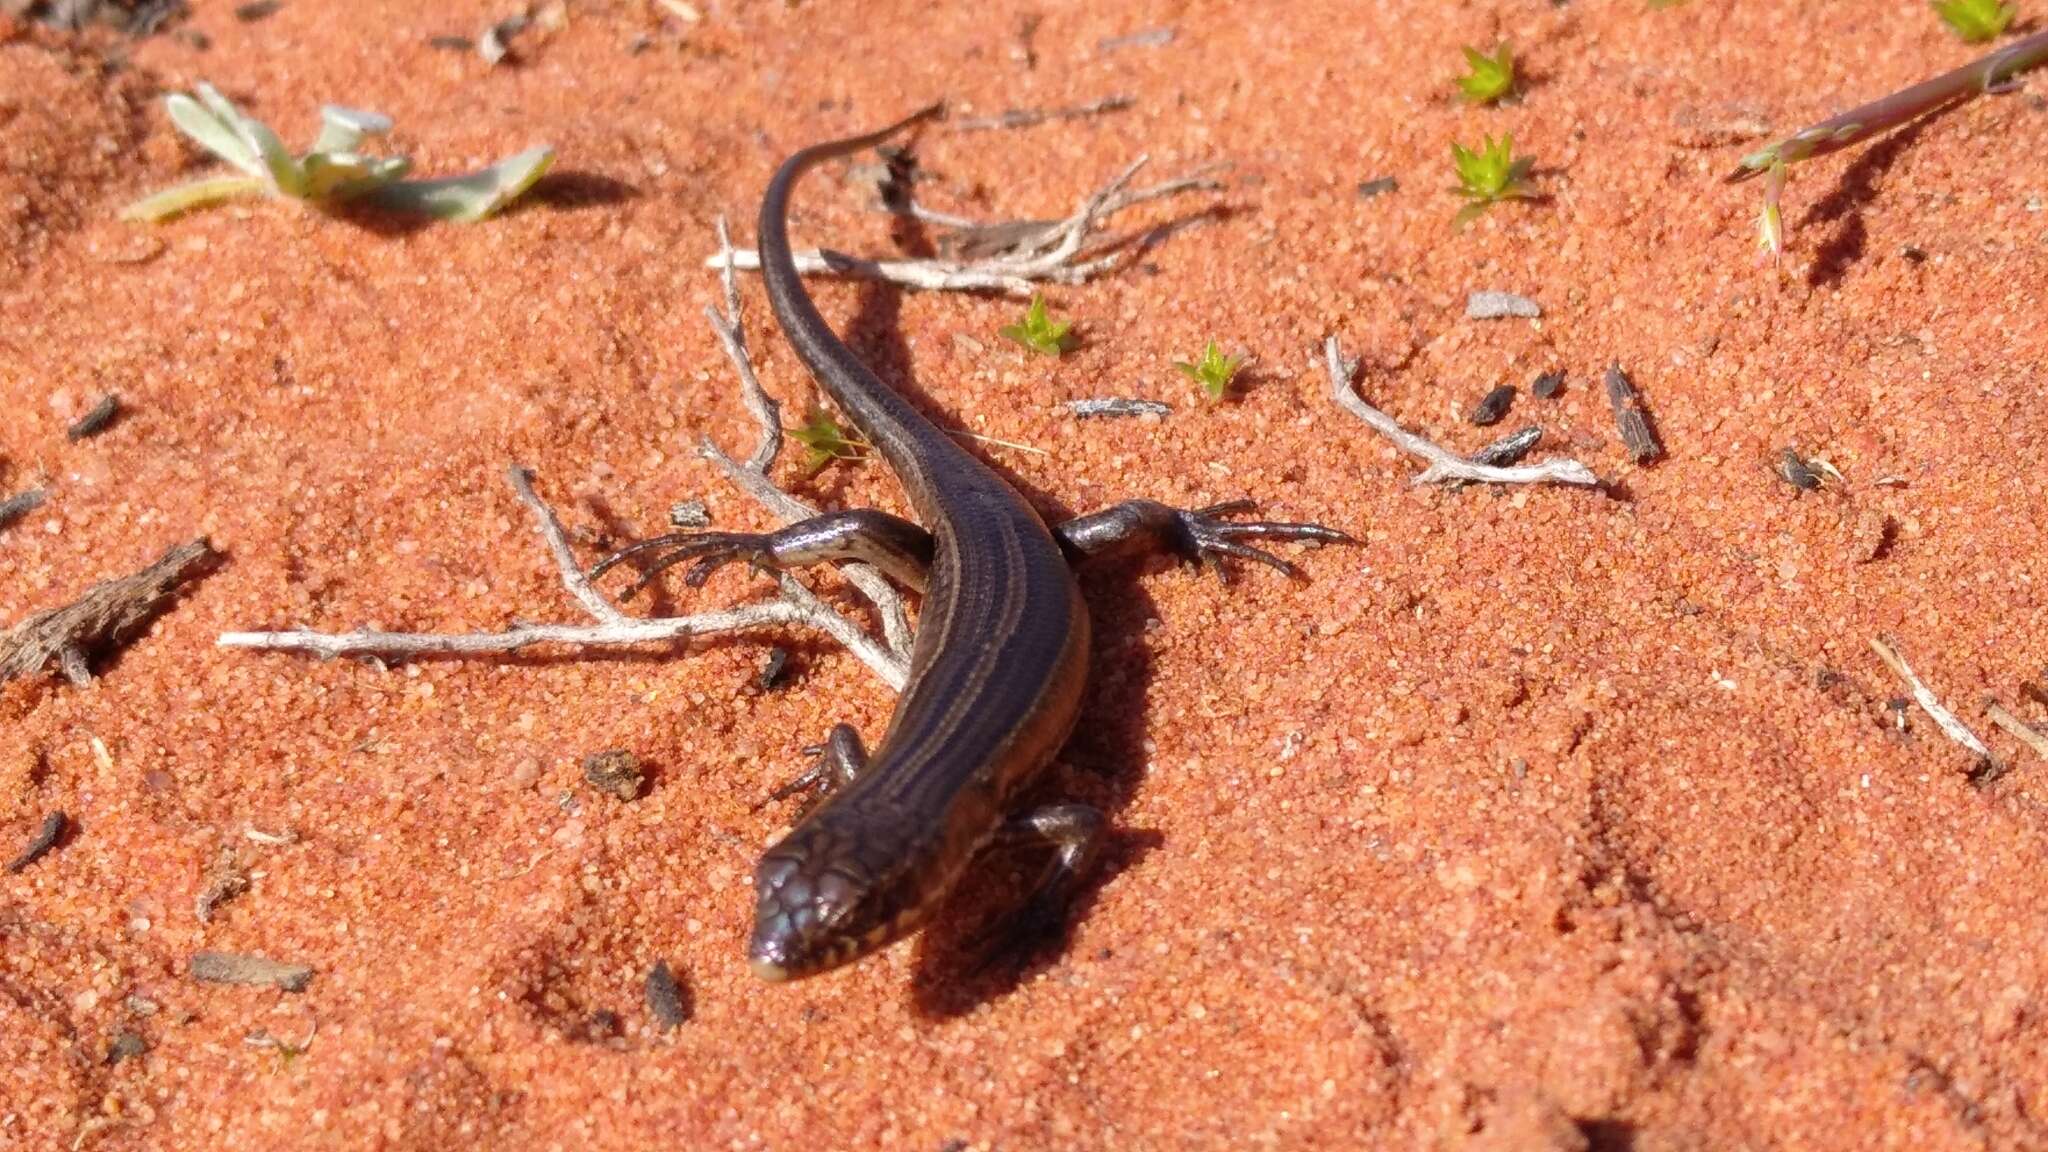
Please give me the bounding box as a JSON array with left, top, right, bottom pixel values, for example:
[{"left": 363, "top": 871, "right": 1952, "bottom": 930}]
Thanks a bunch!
[
  {"left": 1322, "top": 337, "right": 1601, "bottom": 487},
  {"left": 1985, "top": 700, "right": 2048, "bottom": 764},
  {"left": 1869, "top": 635, "right": 1990, "bottom": 762},
  {"left": 507, "top": 465, "right": 623, "bottom": 626},
  {"left": 217, "top": 468, "right": 908, "bottom": 688},
  {"left": 705, "top": 217, "right": 781, "bottom": 474},
  {"left": 704, "top": 159, "right": 1225, "bottom": 297}
]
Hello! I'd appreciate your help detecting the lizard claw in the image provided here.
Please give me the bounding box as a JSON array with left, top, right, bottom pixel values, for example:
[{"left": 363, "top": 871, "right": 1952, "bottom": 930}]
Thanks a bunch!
[
  {"left": 588, "top": 531, "right": 775, "bottom": 598},
  {"left": 1173, "top": 501, "right": 1352, "bottom": 582}
]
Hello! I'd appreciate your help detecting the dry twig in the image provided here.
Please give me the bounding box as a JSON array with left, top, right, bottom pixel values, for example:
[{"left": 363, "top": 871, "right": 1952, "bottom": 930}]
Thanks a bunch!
[
  {"left": 218, "top": 221, "right": 913, "bottom": 689},
  {"left": 1322, "top": 338, "right": 1600, "bottom": 487},
  {"left": 1869, "top": 635, "right": 1992, "bottom": 766},
  {"left": 707, "top": 158, "right": 1224, "bottom": 296},
  {"left": 1, "top": 539, "right": 217, "bottom": 686},
  {"left": 1984, "top": 700, "right": 2048, "bottom": 765},
  {"left": 1068, "top": 397, "right": 1172, "bottom": 420},
  {"left": 953, "top": 95, "right": 1135, "bottom": 132},
  {"left": 189, "top": 951, "right": 313, "bottom": 992}
]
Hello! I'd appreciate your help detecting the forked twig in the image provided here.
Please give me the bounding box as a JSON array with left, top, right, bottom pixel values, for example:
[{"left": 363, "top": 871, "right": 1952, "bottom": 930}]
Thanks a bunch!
[
  {"left": 707, "top": 158, "right": 1224, "bottom": 296},
  {"left": 218, "top": 220, "right": 915, "bottom": 689},
  {"left": 1321, "top": 338, "right": 1600, "bottom": 487},
  {"left": 219, "top": 464, "right": 905, "bottom": 687}
]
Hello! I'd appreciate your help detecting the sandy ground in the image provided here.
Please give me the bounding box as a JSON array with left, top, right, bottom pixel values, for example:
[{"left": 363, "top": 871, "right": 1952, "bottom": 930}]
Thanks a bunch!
[{"left": 4, "top": 1, "right": 2048, "bottom": 1148}]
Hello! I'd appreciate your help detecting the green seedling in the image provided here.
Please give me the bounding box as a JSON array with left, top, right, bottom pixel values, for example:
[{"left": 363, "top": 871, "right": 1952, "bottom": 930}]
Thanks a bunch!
[
  {"left": 1727, "top": 27, "right": 2048, "bottom": 258},
  {"left": 997, "top": 295, "right": 1073, "bottom": 357},
  {"left": 1173, "top": 342, "right": 1246, "bottom": 403},
  {"left": 1456, "top": 44, "right": 1516, "bottom": 104},
  {"left": 1933, "top": 0, "right": 2015, "bottom": 42},
  {"left": 1450, "top": 133, "right": 1538, "bottom": 226},
  {"left": 122, "top": 82, "right": 554, "bottom": 224},
  {"left": 788, "top": 407, "right": 869, "bottom": 473}
]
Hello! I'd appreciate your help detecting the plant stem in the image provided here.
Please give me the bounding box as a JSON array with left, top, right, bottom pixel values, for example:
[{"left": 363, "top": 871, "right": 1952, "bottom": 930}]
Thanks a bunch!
[{"left": 1728, "top": 27, "right": 2048, "bottom": 183}]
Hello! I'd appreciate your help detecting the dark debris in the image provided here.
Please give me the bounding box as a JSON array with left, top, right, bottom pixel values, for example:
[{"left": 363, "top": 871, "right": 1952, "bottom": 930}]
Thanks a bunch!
[
  {"left": 66, "top": 393, "right": 120, "bottom": 442},
  {"left": 1603, "top": 365, "right": 1662, "bottom": 464},
  {"left": 581, "top": 749, "right": 645, "bottom": 802},
  {"left": 0, "top": 539, "right": 219, "bottom": 687},
  {"left": 1468, "top": 385, "right": 1515, "bottom": 427},
  {"left": 645, "top": 959, "right": 690, "bottom": 1031},
  {"left": 189, "top": 950, "right": 314, "bottom": 992},
  {"left": 5, "top": 811, "right": 67, "bottom": 873}
]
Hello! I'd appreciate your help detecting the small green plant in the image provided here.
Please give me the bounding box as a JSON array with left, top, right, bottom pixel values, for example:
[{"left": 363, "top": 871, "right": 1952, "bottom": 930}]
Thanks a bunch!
[
  {"left": 1727, "top": 27, "right": 2048, "bottom": 258},
  {"left": 1932, "top": 0, "right": 2014, "bottom": 42},
  {"left": 1174, "top": 342, "right": 1246, "bottom": 403},
  {"left": 1450, "top": 133, "right": 1538, "bottom": 226},
  {"left": 788, "top": 407, "right": 869, "bottom": 473},
  {"left": 997, "top": 295, "right": 1073, "bottom": 357},
  {"left": 122, "top": 82, "right": 554, "bottom": 224},
  {"left": 1456, "top": 44, "right": 1516, "bottom": 104}
]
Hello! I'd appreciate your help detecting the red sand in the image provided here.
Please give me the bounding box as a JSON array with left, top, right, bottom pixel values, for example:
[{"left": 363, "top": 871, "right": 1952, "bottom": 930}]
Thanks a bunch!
[{"left": 3, "top": 1, "right": 2047, "bottom": 1148}]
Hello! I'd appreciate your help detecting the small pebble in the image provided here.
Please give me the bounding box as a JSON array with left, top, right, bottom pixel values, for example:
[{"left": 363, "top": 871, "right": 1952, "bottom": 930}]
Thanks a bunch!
[
  {"left": 1531, "top": 371, "right": 1565, "bottom": 399},
  {"left": 1466, "top": 291, "right": 1541, "bottom": 320},
  {"left": 106, "top": 1031, "right": 150, "bottom": 1065},
  {"left": 669, "top": 500, "right": 710, "bottom": 528},
  {"left": 0, "top": 488, "right": 47, "bottom": 531},
  {"left": 1356, "top": 176, "right": 1398, "bottom": 199},
  {"left": 1468, "top": 425, "right": 1542, "bottom": 468}
]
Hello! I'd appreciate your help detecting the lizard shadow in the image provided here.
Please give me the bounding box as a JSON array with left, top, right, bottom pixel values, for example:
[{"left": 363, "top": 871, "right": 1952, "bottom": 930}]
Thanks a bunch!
[{"left": 1800, "top": 112, "right": 1943, "bottom": 288}]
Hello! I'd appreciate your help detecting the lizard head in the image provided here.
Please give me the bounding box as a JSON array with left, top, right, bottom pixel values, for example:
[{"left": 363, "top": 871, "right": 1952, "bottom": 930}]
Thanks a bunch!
[{"left": 747, "top": 820, "right": 922, "bottom": 982}]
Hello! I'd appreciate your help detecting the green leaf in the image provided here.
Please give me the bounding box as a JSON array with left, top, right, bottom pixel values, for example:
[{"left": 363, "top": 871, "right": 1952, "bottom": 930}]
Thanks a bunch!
[
  {"left": 1172, "top": 341, "right": 1245, "bottom": 402},
  {"left": 300, "top": 152, "right": 410, "bottom": 201},
  {"left": 997, "top": 294, "right": 1073, "bottom": 357},
  {"left": 185, "top": 83, "right": 306, "bottom": 197},
  {"left": 787, "top": 406, "right": 869, "bottom": 472},
  {"left": 127, "top": 83, "right": 554, "bottom": 228},
  {"left": 366, "top": 146, "right": 554, "bottom": 221},
  {"left": 234, "top": 114, "right": 308, "bottom": 199},
  {"left": 119, "top": 175, "right": 271, "bottom": 222},
  {"left": 1931, "top": 0, "right": 2014, "bottom": 42},
  {"left": 311, "top": 105, "right": 393, "bottom": 155},
  {"left": 1456, "top": 44, "right": 1515, "bottom": 104},
  {"left": 165, "top": 93, "right": 263, "bottom": 176},
  {"left": 1450, "top": 132, "right": 1537, "bottom": 223}
]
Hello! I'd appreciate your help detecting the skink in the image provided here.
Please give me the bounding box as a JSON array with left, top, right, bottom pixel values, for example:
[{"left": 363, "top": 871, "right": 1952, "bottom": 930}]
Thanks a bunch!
[{"left": 612, "top": 107, "right": 1347, "bottom": 981}]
